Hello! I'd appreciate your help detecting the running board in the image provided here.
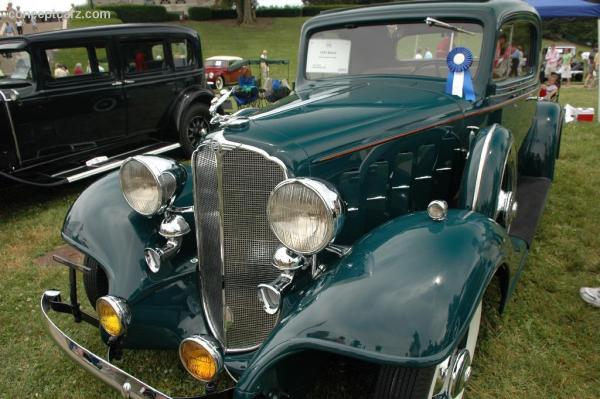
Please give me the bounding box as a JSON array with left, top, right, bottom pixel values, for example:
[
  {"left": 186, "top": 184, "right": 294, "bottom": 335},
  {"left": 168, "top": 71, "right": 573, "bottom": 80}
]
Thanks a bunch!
[
  {"left": 64, "top": 143, "right": 181, "bottom": 183},
  {"left": 510, "top": 176, "right": 552, "bottom": 246}
]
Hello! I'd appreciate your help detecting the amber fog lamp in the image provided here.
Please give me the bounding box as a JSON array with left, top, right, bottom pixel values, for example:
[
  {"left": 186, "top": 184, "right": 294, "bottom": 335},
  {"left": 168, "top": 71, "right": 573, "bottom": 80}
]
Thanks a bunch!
[
  {"left": 96, "top": 296, "right": 130, "bottom": 337},
  {"left": 179, "top": 336, "right": 223, "bottom": 382},
  {"left": 119, "top": 155, "right": 187, "bottom": 216},
  {"left": 267, "top": 178, "right": 345, "bottom": 255}
]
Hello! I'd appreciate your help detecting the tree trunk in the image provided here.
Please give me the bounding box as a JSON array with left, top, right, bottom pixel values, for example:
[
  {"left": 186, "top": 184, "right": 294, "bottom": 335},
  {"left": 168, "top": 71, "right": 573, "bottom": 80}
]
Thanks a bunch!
[
  {"left": 234, "top": 0, "right": 243, "bottom": 24},
  {"left": 242, "top": 0, "right": 255, "bottom": 24}
]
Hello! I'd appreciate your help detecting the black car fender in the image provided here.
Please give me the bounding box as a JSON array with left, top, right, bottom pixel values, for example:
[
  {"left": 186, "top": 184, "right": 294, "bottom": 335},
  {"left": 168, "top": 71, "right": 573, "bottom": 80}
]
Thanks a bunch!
[{"left": 172, "top": 86, "right": 215, "bottom": 132}]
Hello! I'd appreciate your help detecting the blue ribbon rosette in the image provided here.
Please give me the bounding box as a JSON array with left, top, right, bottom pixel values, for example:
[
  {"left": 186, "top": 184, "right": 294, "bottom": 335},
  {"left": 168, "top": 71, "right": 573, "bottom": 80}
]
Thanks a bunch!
[{"left": 445, "top": 47, "right": 475, "bottom": 101}]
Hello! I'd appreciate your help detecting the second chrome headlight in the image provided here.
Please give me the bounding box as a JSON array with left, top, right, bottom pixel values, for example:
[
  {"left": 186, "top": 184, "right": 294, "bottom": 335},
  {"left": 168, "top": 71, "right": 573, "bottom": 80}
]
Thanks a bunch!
[
  {"left": 267, "top": 178, "right": 344, "bottom": 255},
  {"left": 120, "top": 155, "right": 186, "bottom": 216}
]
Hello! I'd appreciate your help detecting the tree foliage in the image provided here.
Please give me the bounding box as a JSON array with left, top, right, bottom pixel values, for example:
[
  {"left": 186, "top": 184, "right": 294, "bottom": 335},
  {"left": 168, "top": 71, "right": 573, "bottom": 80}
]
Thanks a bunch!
[
  {"left": 302, "top": 0, "right": 393, "bottom": 4},
  {"left": 543, "top": 18, "right": 598, "bottom": 47}
]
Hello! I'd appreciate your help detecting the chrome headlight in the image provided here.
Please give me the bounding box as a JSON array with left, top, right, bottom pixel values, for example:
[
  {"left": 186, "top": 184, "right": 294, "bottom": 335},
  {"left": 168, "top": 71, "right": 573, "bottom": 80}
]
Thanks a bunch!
[
  {"left": 208, "top": 72, "right": 214, "bottom": 79},
  {"left": 267, "top": 178, "right": 344, "bottom": 255},
  {"left": 119, "top": 155, "right": 186, "bottom": 216}
]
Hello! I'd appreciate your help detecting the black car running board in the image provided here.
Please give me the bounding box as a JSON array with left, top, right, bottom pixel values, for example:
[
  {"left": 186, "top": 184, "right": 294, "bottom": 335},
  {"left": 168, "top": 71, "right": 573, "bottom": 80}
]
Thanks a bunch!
[{"left": 1, "top": 142, "right": 181, "bottom": 187}]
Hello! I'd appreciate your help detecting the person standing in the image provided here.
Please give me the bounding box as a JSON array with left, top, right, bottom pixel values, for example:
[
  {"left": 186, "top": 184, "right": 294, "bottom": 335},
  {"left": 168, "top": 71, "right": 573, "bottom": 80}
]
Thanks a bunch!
[
  {"left": 510, "top": 45, "right": 523, "bottom": 77},
  {"left": 260, "top": 49, "right": 269, "bottom": 89},
  {"left": 4, "top": 21, "right": 14, "bottom": 37},
  {"left": 560, "top": 48, "right": 573, "bottom": 86},
  {"left": 15, "top": 16, "right": 23, "bottom": 35},
  {"left": 545, "top": 43, "right": 560, "bottom": 79},
  {"left": 585, "top": 48, "right": 598, "bottom": 88},
  {"left": 424, "top": 48, "right": 433, "bottom": 59},
  {"left": 31, "top": 15, "right": 38, "bottom": 32}
]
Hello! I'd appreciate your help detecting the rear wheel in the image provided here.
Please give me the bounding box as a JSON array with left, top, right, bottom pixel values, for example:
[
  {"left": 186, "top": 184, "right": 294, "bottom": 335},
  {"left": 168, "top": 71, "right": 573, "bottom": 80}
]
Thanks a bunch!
[
  {"left": 82, "top": 257, "right": 109, "bottom": 308},
  {"left": 179, "top": 103, "right": 211, "bottom": 157},
  {"left": 215, "top": 76, "right": 224, "bottom": 90}
]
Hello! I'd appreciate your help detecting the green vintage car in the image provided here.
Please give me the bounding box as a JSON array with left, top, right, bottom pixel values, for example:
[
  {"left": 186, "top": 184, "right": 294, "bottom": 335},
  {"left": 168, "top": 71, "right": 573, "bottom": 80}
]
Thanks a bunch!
[{"left": 41, "top": 1, "right": 562, "bottom": 398}]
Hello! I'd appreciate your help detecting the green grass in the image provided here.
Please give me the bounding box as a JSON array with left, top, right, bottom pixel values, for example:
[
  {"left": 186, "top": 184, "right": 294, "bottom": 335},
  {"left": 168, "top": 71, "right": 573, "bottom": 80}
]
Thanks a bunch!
[{"left": 1, "top": 17, "right": 600, "bottom": 398}]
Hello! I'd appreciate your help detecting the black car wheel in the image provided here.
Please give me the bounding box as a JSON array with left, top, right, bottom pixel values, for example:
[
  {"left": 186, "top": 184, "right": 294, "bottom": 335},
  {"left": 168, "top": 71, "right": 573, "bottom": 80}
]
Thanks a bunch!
[
  {"left": 179, "top": 103, "right": 211, "bottom": 157},
  {"left": 82, "top": 257, "right": 109, "bottom": 308},
  {"left": 215, "top": 76, "right": 225, "bottom": 90}
]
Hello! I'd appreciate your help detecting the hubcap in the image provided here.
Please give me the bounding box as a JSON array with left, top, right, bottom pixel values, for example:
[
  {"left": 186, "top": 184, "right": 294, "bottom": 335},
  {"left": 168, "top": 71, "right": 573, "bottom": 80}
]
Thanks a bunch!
[{"left": 187, "top": 116, "right": 208, "bottom": 148}]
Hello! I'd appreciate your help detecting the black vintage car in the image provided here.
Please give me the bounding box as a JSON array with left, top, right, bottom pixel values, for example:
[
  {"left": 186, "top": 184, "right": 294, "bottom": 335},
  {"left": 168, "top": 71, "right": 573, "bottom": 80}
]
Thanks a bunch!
[{"left": 0, "top": 24, "right": 213, "bottom": 186}]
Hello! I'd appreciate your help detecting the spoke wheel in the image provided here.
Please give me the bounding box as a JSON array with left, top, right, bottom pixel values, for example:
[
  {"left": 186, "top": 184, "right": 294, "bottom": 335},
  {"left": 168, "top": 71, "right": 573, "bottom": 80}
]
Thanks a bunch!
[{"left": 179, "top": 103, "right": 211, "bottom": 157}]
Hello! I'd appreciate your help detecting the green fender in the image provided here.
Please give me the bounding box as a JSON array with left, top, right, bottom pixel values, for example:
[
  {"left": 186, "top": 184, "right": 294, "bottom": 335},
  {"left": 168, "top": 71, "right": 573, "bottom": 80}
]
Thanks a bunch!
[
  {"left": 459, "top": 123, "right": 515, "bottom": 220},
  {"left": 61, "top": 167, "right": 206, "bottom": 348},
  {"left": 518, "top": 101, "right": 562, "bottom": 180},
  {"left": 234, "top": 210, "right": 513, "bottom": 397}
]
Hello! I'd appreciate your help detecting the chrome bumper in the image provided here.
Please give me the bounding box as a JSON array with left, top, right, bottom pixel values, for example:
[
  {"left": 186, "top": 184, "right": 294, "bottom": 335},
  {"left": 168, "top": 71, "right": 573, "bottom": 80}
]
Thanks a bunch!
[{"left": 41, "top": 290, "right": 233, "bottom": 399}]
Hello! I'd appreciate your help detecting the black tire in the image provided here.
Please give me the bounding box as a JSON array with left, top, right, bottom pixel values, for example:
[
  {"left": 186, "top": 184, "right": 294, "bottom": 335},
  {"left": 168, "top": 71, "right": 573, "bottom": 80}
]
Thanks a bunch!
[
  {"left": 179, "top": 102, "right": 211, "bottom": 157},
  {"left": 82, "top": 257, "right": 109, "bottom": 308},
  {"left": 215, "top": 76, "right": 224, "bottom": 90}
]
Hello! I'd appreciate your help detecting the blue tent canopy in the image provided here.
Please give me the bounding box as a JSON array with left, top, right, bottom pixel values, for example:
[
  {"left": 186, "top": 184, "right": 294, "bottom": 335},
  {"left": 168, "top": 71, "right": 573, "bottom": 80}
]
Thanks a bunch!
[{"left": 526, "top": 0, "right": 600, "bottom": 18}]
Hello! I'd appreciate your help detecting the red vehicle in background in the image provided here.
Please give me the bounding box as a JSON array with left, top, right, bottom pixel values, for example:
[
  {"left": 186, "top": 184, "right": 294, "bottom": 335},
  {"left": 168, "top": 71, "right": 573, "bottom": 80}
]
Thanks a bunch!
[{"left": 205, "top": 55, "right": 252, "bottom": 89}]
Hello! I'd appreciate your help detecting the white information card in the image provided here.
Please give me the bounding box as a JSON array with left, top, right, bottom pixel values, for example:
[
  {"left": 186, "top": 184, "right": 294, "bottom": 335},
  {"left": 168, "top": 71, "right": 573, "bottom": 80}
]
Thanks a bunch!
[{"left": 306, "top": 38, "right": 351, "bottom": 75}]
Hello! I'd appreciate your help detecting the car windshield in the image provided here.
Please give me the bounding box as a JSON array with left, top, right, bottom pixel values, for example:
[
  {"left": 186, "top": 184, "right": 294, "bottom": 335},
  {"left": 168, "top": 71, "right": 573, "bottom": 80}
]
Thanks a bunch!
[
  {"left": 305, "top": 20, "right": 483, "bottom": 80},
  {"left": 206, "top": 59, "right": 228, "bottom": 67},
  {"left": 0, "top": 50, "right": 32, "bottom": 81}
]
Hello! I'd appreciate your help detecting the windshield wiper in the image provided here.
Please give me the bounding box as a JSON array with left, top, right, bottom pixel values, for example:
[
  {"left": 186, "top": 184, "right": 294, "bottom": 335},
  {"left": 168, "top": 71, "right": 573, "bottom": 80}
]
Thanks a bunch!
[{"left": 425, "top": 17, "right": 475, "bottom": 36}]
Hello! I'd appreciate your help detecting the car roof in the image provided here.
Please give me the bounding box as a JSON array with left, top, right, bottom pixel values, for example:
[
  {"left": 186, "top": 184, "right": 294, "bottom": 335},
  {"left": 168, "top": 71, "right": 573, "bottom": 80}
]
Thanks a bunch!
[
  {"left": 0, "top": 24, "right": 198, "bottom": 45},
  {"left": 317, "top": 0, "right": 537, "bottom": 19},
  {"left": 206, "top": 56, "right": 243, "bottom": 61}
]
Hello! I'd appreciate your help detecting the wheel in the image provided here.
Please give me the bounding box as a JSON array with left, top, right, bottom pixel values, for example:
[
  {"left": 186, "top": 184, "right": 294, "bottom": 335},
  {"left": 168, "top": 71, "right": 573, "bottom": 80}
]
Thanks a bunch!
[
  {"left": 215, "top": 76, "right": 224, "bottom": 90},
  {"left": 82, "top": 257, "right": 109, "bottom": 308},
  {"left": 372, "top": 302, "right": 482, "bottom": 399},
  {"left": 179, "top": 103, "right": 211, "bottom": 157}
]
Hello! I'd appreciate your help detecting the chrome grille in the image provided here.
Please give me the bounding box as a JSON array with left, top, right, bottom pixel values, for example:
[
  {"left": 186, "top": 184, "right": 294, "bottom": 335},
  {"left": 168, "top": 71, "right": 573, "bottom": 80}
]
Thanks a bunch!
[{"left": 193, "top": 140, "right": 286, "bottom": 350}]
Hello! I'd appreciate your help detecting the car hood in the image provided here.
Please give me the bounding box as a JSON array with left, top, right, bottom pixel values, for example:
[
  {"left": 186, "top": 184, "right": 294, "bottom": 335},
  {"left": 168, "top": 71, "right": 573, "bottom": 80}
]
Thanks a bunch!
[{"left": 223, "top": 77, "right": 465, "bottom": 174}]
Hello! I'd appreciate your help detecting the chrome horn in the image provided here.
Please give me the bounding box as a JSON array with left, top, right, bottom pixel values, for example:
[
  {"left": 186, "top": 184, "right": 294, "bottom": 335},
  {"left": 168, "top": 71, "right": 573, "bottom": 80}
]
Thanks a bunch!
[
  {"left": 144, "top": 214, "right": 190, "bottom": 273},
  {"left": 257, "top": 272, "right": 294, "bottom": 315}
]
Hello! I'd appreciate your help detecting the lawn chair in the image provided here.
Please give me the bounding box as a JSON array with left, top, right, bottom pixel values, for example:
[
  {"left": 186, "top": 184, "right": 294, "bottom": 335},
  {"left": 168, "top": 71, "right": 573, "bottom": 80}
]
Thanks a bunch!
[{"left": 232, "top": 75, "right": 261, "bottom": 108}]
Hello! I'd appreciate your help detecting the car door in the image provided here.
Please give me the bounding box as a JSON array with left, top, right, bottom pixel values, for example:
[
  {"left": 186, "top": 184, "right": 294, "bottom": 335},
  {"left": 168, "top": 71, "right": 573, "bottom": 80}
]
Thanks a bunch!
[
  {"left": 169, "top": 37, "right": 203, "bottom": 92},
  {"left": 39, "top": 40, "right": 127, "bottom": 160},
  {"left": 118, "top": 38, "right": 178, "bottom": 137}
]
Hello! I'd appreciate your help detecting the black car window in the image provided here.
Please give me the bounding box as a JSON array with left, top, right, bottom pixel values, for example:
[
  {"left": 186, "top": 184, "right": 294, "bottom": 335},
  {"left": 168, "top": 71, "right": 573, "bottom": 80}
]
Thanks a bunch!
[
  {"left": 45, "top": 46, "right": 92, "bottom": 79},
  {"left": 493, "top": 21, "right": 536, "bottom": 81},
  {"left": 93, "top": 46, "right": 111, "bottom": 75},
  {"left": 171, "top": 39, "right": 194, "bottom": 69},
  {"left": 122, "top": 40, "right": 167, "bottom": 75}
]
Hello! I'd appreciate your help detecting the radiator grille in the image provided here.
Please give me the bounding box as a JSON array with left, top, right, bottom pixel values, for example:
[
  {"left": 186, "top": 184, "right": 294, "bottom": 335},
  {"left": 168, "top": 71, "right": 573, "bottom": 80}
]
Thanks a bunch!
[{"left": 194, "top": 142, "right": 286, "bottom": 350}]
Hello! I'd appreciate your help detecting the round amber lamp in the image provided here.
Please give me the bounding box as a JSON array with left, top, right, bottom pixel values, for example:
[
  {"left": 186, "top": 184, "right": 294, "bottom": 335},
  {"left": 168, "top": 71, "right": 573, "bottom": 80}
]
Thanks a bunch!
[
  {"left": 179, "top": 339, "right": 220, "bottom": 382},
  {"left": 96, "top": 298, "right": 124, "bottom": 337}
]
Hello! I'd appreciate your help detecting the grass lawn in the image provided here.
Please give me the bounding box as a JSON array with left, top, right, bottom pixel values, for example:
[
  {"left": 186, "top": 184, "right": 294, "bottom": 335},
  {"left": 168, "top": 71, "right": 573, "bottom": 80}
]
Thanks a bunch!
[{"left": 1, "top": 17, "right": 599, "bottom": 399}]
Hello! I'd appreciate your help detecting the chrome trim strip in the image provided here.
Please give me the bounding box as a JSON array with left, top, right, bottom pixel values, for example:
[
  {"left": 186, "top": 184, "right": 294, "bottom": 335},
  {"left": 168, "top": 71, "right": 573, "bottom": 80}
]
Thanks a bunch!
[
  {"left": 65, "top": 143, "right": 181, "bottom": 183},
  {"left": 0, "top": 90, "right": 21, "bottom": 164},
  {"left": 472, "top": 124, "right": 497, "bottom": 209},
  {"left": 415, "top": 175, "right": 432, "bottom": 180},
  {"left": 40, "top": 291, "right": 173, "bottom": 399},
  {"left": 436, "top": 167, "right": 452, "bottom": 171},
  {"left": 392, "top": 185, "right": 410, "bottom": 190},
  {"left": 366, "top": 195, "right": 386, "bottom": 201}
]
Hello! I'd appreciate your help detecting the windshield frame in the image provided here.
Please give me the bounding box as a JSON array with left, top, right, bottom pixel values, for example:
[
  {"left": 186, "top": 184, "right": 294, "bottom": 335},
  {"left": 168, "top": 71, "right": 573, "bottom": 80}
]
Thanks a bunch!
[{"left": 295, "top": 8, "right": 497, "bottom": 98}]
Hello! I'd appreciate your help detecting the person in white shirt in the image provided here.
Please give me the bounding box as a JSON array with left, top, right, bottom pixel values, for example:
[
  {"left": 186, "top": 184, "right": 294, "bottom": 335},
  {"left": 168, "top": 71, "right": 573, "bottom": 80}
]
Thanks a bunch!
[
  {"left": 15, "top": 18, "right": 23, "bottom": 35},
  {"left": 424, "top": 48, "right": 433, "bottom": 59},
  {"left": 544, "top": 43, "right": 560, "bottom": 79},
  {"left": 414, "top": 48, "right": 423, "bottom": 59}
]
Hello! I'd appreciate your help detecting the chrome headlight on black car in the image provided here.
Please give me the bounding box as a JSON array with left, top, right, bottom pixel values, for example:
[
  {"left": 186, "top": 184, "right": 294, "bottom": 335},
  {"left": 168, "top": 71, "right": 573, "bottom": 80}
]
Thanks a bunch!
[
  {"left": 119, "top": 155, "right": 187, "bottom": 216},
  {"left": 267, "top": 178, "right": 345, "bottom": 255}
]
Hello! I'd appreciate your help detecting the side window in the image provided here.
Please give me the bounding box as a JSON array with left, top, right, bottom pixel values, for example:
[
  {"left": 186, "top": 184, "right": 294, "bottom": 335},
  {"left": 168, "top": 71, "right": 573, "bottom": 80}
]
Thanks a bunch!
[
  {"left": 493, "top": 21, "right": 536, "bottom": 81},
  {"left": 171, "top": 39, "right": 194, "bottom": 69},
  {"left": 122, "top": 40, "right": 167, "bottom": 75},
  {"left": 45, "top": 46, "right": 92, "bottom": 79},
  {"left": 94, "top": 46, "right": 111, "bottom": 75}
]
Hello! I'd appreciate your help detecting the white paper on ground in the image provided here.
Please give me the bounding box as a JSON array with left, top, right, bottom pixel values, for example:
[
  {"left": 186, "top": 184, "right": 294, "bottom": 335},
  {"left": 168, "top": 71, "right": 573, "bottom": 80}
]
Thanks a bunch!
[{"left": 306, "top": 38, "right": 351, "bottom": 75}]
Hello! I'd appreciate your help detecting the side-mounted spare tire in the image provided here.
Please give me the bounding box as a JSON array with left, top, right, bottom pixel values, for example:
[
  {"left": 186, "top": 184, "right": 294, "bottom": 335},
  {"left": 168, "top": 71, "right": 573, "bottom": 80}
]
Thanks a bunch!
[
  {"left": 179, "top": 102, "right": 211, "bottom": 157},
  {"left": 82, "top": 256, "right": 109, "bottom": 308}
]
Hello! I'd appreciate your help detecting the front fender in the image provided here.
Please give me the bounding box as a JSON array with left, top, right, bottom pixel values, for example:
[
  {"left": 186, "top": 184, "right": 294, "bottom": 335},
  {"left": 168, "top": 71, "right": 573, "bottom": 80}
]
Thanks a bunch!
[
  {"left": 173, "top": 86, "right": 215, "bottom": 132},
  {"left": 62, "top": 167, "right": 196, "bottom": 302},
  {"left": 236, "top": 210, "right": 513, "bottom": 396}
]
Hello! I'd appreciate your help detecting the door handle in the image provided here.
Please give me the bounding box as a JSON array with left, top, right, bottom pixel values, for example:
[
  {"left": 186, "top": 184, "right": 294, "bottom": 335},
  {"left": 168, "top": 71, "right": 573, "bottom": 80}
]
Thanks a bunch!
[
  {"left": 123, "top": 79, "right": 135, "bottom": 84},
  {"left": 111, "top": 81, "right": 123, "bottom": 86}
]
